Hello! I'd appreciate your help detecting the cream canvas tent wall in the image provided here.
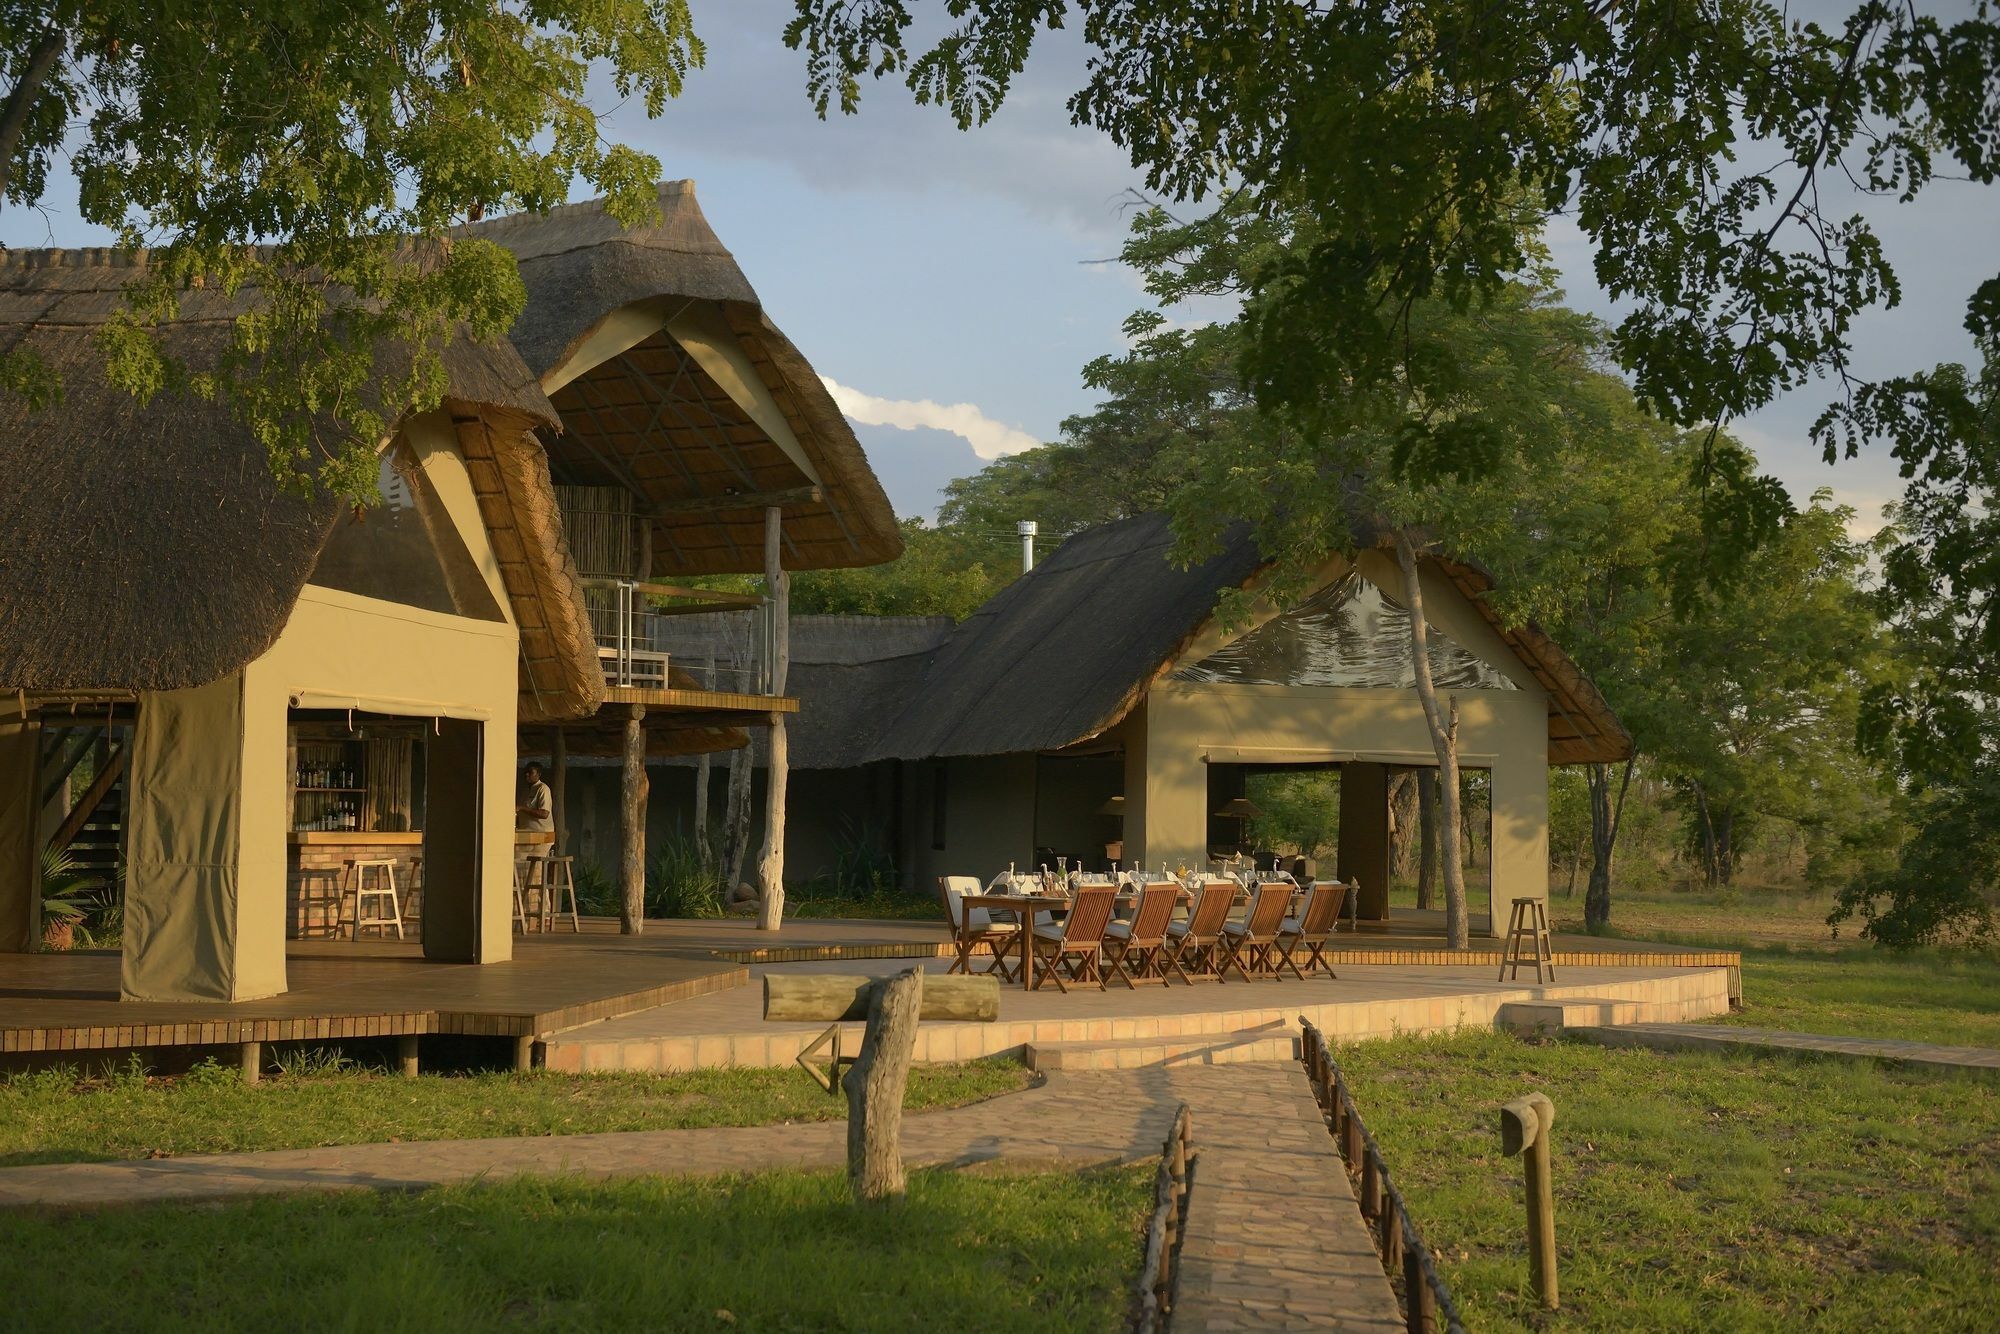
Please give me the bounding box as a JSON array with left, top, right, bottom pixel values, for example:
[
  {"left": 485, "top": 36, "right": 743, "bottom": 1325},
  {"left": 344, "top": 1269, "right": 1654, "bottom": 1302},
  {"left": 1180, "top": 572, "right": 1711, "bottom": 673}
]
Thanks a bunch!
[
  {"left": 0, "top": 248, "right": 603, "bottom": 1000},
  {"left": 646, "top": 514, "right": 1629, "bottom": 931}
]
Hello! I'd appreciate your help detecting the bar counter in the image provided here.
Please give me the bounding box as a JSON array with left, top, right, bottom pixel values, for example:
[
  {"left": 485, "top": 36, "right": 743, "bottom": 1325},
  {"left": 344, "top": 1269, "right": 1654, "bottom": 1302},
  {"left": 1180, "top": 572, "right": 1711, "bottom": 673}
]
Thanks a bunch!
[{"left": 286, "top": 831, "right": 556, "bottom": 937}]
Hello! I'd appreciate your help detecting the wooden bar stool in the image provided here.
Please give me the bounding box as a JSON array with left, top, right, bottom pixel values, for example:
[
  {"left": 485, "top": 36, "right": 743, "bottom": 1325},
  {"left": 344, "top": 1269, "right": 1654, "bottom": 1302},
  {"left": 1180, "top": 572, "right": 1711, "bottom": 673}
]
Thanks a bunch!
[
  {"left": 541, "top": 855, "right": 581, "bottom": 933},
  {"left": 1499, "top": 896, "right": 1555, "bottom": 984},
  {"left": 403, "top": 856, "right": 424, "bottom": 923},
  {"left": 352, "top": 859, "right": 404, "bottom": 941},
  {"left": 513, "top": 856, "right": 547, "bottom": 933}
]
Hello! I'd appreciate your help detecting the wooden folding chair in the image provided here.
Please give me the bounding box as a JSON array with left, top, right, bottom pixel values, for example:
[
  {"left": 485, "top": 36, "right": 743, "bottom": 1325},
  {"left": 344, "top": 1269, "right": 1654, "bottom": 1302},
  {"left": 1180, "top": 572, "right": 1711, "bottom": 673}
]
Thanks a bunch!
[
  {"left": 939, "top": 875, "right": 1019, "bottom": 982},
  {"left": 1273, "top": 880, "right": 1345, "bottom": 980},
  {"left": 1103, "top": 882, "right": 1180, "bottom": 987},
  {"left": 1216, "top": 882, "right": 1292, "bottom": 981},
  {"left": 1030, "top": 883, "right": 1118, "bottom": 992},
  {"left": 1162, "top": 881, "right": 1239, "bottom": 983}
]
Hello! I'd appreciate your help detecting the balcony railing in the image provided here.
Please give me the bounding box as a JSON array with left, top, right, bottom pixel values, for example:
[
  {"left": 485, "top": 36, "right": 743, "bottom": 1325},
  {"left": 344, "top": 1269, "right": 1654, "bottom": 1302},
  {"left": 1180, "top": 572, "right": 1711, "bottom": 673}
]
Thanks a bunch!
[{"left": 583, "top": 579, "right": 775, "bottom": 694}]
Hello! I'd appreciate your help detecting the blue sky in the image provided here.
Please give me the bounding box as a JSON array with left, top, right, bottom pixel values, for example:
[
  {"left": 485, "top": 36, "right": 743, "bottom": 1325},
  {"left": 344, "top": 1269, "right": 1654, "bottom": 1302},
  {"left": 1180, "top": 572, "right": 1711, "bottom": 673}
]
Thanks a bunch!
[{"left": 7, "top": 2, "right": 1993, "bottom": 532}]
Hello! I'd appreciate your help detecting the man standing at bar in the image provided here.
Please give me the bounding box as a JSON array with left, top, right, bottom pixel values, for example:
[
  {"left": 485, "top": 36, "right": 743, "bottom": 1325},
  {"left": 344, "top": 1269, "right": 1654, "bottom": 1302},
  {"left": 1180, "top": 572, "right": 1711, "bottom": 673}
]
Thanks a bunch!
[{"left": 516, "top": 762, "right": 553, "bottom": 834}]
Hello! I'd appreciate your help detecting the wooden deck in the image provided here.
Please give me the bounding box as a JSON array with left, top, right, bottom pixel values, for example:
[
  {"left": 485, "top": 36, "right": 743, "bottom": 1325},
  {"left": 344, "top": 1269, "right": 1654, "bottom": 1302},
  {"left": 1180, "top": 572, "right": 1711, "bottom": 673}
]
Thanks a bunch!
[
  {"left": 0, "top": 928, "right": 745, "bottom": 1055},
  {"left": 0, "top": 907, "right": 1739, "bottom": 1060}
]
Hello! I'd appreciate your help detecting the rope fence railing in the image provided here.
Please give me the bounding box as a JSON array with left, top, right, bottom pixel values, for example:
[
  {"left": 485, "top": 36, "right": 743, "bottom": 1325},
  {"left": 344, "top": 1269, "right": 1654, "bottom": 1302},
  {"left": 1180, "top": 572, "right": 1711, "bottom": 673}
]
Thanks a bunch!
[
  {"left": 1134, "top": 1102, "right": 1193, "bottom": 1332},
  {"left": 1299, "top": 1018, "right": 1468, "bottom": 1334}
]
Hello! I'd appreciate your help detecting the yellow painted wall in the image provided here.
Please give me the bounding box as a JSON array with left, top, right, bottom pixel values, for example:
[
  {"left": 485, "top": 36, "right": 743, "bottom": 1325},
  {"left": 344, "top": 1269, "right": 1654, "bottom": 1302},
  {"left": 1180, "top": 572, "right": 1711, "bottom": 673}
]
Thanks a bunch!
[
  {"left": 1122, "top": 555, "right": 1551, "bottom": 933},
  {"left": 119, "top": 416, "right": 525, "bottom": 1000}
]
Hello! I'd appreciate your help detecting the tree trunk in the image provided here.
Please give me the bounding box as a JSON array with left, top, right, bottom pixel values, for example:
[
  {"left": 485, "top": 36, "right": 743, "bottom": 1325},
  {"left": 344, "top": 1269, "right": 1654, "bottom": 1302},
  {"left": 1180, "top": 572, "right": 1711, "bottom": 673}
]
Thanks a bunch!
[
  {"left": 757, "top": 505, "right": 792, "bottom": 931},
  {"left": 1584, "top": 758, "right": 1634, "bottom": 932},
  {"left": 1396, "top": 532, "right": 1468, "bottom": 947},
  {"left": 693, "top": 748, "right": 712, "bottom": 869},
  {"left": 619, "top": 706, "right": 647, "bottom": 935},
  {"left": 1714, "top": 807, "right": 1735, "bottom": 886},
  {"left": 693, "top": 656, "right": 713, "bottom": 870},
  {"left": 722, "top": 744, "right": 754, "bottom": 891},
  {"left": 1387, "top": 770, "right": 1417, "bottom": 879},
  {"left": 1416, "top": 770, "right": 1439, "bottom": 911},
  {"left": 842, "top": 968, "right": 925, "bottom": 1203}
]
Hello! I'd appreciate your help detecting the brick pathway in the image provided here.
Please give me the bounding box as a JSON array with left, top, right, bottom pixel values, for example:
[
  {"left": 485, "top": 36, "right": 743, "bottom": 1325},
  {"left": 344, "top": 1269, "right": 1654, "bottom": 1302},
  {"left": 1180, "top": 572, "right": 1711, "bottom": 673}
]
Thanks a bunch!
[
  {"left": 0, "top": 1063, "right": 1402, "bottom": 1329},
  {"left": 1576, "top": 1023, "right": 2000, "bottom": 1074}
]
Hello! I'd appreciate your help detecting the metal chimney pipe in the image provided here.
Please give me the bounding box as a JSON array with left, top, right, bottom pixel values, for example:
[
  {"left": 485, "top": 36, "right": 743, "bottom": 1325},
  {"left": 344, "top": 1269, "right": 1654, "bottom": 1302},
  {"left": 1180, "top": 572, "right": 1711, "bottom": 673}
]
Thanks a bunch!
[{"left": 1018, "top": 520, "right": 1038, "bottom": 573}]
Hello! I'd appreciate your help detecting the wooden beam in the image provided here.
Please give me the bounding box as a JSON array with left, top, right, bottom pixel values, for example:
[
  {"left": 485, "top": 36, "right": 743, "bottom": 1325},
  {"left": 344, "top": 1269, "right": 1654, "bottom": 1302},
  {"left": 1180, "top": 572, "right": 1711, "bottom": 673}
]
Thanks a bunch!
[{"left": 649, "top": 485, "right": 821, "bottom": 517}]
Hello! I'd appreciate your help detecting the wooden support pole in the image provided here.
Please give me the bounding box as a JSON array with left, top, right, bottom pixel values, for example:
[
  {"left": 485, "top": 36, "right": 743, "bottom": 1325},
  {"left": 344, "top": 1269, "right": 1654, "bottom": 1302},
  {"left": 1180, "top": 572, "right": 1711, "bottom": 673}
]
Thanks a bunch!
[
  {"left": 549, "top": 727, "right": 567, "bottom": 857},
  {"left": 763, "top": 972, "right": 999, "bottom": 1023},
  {"left": 842, "top": 968, "right": 924, "bottom": 1203},
  {"left": 239, "top": 1041, "right": 261, "bottom": 1085},
  {"left": 1501, "top": 1092, "right": 1559, "bottom": 1311},
  {"left": 757, "top": 505, "right": 791, "bottom": 932},
  {"left": 512, "top": 1035, "right": 535, "bottom": 1072},
  {"left": 620, "top": 704, "right": 648, "bottom": 935},
  {"left": 398, "top": 1034, "right": 420, "bottom": 1079}
]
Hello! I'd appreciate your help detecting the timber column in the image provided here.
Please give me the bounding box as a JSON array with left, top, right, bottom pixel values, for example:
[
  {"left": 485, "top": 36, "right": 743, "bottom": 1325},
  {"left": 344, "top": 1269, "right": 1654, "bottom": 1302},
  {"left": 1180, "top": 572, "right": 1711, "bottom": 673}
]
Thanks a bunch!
[
  {"left": 620, "top": 704, "right": 647, "bottom": 934},
  {"left": 757, "top": 505, "right": 791, "bottom": 930}
]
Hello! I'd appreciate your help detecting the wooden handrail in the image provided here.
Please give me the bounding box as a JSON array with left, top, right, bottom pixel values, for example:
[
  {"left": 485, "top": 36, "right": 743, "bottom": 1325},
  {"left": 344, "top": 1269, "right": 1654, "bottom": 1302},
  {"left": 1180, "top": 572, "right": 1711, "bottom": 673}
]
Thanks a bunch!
[{"left": 1299, "top": 1018, "right": 1467, "bottom": 1334}]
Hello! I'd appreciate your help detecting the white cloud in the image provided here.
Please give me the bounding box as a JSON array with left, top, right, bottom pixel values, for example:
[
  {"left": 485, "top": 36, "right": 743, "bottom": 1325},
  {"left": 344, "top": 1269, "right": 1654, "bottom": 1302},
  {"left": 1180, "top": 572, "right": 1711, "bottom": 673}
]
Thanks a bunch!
[{"left": 821, "top": 376, "right": 1041, "bottom": 460}]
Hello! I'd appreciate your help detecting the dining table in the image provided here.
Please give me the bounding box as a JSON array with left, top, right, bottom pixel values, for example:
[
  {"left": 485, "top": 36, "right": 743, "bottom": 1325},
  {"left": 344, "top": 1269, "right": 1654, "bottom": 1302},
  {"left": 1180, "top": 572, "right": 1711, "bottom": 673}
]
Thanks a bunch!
[{"left": 964, "top": 885, "right": 1200, "bottom": 991}]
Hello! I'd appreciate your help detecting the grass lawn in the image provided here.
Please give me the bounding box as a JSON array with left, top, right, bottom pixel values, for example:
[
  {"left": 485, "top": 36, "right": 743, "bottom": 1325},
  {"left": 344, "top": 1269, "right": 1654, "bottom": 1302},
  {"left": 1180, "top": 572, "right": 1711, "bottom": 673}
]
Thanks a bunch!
[
  {"left": 1543, "top": 885, "right": 1845, "bottom": 950},
  {"left": 0, "top": 1056, "right": 1031, "bottom": 1167},
  {"left": 5, "top": 1165, "right": 1151, "bottom": 1332},
  {"left": 1337, "top": 1030, "right": 2000, "bottom": 1332},
  {"left": 1720, "top": 947, "right": 2000, "bottom": 1049}
]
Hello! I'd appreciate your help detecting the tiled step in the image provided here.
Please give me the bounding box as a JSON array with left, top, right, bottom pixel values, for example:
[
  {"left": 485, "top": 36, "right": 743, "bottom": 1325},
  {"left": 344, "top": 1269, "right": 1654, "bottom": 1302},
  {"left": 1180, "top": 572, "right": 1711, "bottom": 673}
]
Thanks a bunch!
[{"left": 1024, "top": 1031, "right": 1298, "bottom": 1071}]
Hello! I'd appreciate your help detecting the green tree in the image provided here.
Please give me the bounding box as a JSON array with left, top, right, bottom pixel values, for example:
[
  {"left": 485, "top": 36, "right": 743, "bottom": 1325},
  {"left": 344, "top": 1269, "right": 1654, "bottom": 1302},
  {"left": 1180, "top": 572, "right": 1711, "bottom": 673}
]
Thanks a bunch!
[
  {"left": 1838, "top": 340, "right": 2000, "bottom": 947},
  {"left": 0, "top": 2, "right": 700, "bottom": 502},
  {"left": 787, "top": 0, "right": 1998, "bottom": 555},
  {"left": 1646, "top": 495, "right": 1897, "bottom": 891},
  {"left": 788, "top": 518, "right": 1011, "bottom": 620}
]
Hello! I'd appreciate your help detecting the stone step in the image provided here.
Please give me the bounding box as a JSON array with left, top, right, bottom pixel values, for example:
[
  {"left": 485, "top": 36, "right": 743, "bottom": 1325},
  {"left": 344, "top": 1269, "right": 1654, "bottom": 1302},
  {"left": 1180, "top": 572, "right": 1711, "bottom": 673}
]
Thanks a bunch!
[
  {"left": 1496, "top": 996, "right": 1653, "bottom": 1035},
  {"left": 1024, "top": 1030, "right": 1298, "bottom": 1071}
]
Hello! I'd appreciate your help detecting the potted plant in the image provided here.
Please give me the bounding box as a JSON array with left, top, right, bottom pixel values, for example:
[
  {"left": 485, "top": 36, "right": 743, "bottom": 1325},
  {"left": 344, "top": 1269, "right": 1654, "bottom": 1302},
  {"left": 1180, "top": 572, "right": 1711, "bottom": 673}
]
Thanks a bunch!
[{"left": 40, "top": 847, "right": 99, "bottom": 951}]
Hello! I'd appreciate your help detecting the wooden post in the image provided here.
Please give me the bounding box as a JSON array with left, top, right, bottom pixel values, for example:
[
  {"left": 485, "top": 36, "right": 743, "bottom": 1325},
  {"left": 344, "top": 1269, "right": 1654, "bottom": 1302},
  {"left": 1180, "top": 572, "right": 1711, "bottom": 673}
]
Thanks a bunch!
[
  {"left": 757, "top": 505, "right": 791, "bottom": 931},
  {"left": 841, "top": 968, "right": 924, "bottom": 1203},
  {"left": 512, "top": 1035, "right": 535, "bottom": 1072},
  {"left": 239, "top": 1041, "right": 261, "bottom": 1085},
  {"left": 398, "top": 1033, "right": 420, "bottom": 1079},
  {"left": 693, "top": 663, "right": 713, "bottom": 870},
  {"left": 1501, "top": 1092, "right": 1558, "bottom": 1311},
  {"left": 549, "top": 727, "right": 567, "bottom": 857},
  {"left": 620, "top": 704, "right": 647, "bottom": 935},
  {"left": 1404, "top": 1246, "right": 1435, "bottom": 1334}
]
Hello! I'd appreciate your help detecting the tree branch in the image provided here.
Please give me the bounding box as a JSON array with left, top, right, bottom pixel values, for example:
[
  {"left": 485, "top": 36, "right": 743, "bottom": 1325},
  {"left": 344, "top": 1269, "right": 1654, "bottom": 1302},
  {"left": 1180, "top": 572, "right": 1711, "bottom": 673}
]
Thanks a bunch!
[{"left": 0, "top": 28, "right": 66, "bottom": 210}]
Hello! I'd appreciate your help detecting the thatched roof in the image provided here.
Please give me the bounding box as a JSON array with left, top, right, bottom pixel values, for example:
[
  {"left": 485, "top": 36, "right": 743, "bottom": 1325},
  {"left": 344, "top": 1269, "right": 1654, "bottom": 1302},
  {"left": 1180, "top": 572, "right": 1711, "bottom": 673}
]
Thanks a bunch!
[
  {"left": 0, "top": 248, "right": 608, "bottom": 718},
  {"left": 468, "top": 182, "right": 902, "bottom": 575},
  {"left": 783, "top": 513, "right": 1630, "bottom": 768}
]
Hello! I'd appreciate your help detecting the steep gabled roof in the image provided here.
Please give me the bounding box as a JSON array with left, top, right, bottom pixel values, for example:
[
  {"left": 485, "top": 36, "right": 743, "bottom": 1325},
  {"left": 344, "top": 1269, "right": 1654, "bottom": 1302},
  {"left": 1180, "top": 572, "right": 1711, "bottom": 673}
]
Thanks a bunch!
[
  {"left": 0, "top": 248, "right": 602, "bottom": 719},
  {"left": 788, "top": 513, "right": 1631, "bottom": 768},
  {"left": 469, "top": 182, "right": 902, "bottom": 575}
]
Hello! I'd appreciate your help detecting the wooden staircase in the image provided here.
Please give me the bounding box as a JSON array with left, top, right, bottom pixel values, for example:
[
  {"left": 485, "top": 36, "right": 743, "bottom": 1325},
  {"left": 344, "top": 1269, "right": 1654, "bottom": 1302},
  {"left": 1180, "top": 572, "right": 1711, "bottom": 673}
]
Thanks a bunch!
[{"left": 40, "top": 723, "right": 129, "bottom": 881}]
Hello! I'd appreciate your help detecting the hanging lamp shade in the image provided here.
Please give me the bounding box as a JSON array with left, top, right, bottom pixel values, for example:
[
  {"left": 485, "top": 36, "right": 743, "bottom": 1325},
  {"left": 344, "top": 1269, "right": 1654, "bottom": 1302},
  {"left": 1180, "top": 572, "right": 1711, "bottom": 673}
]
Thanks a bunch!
[
  {"left": 1213, "top": 796, "right": 1264, "bottom": 819},
  {"left": 1095, "top": 795, "right": 1126, "bottom": 816}
]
